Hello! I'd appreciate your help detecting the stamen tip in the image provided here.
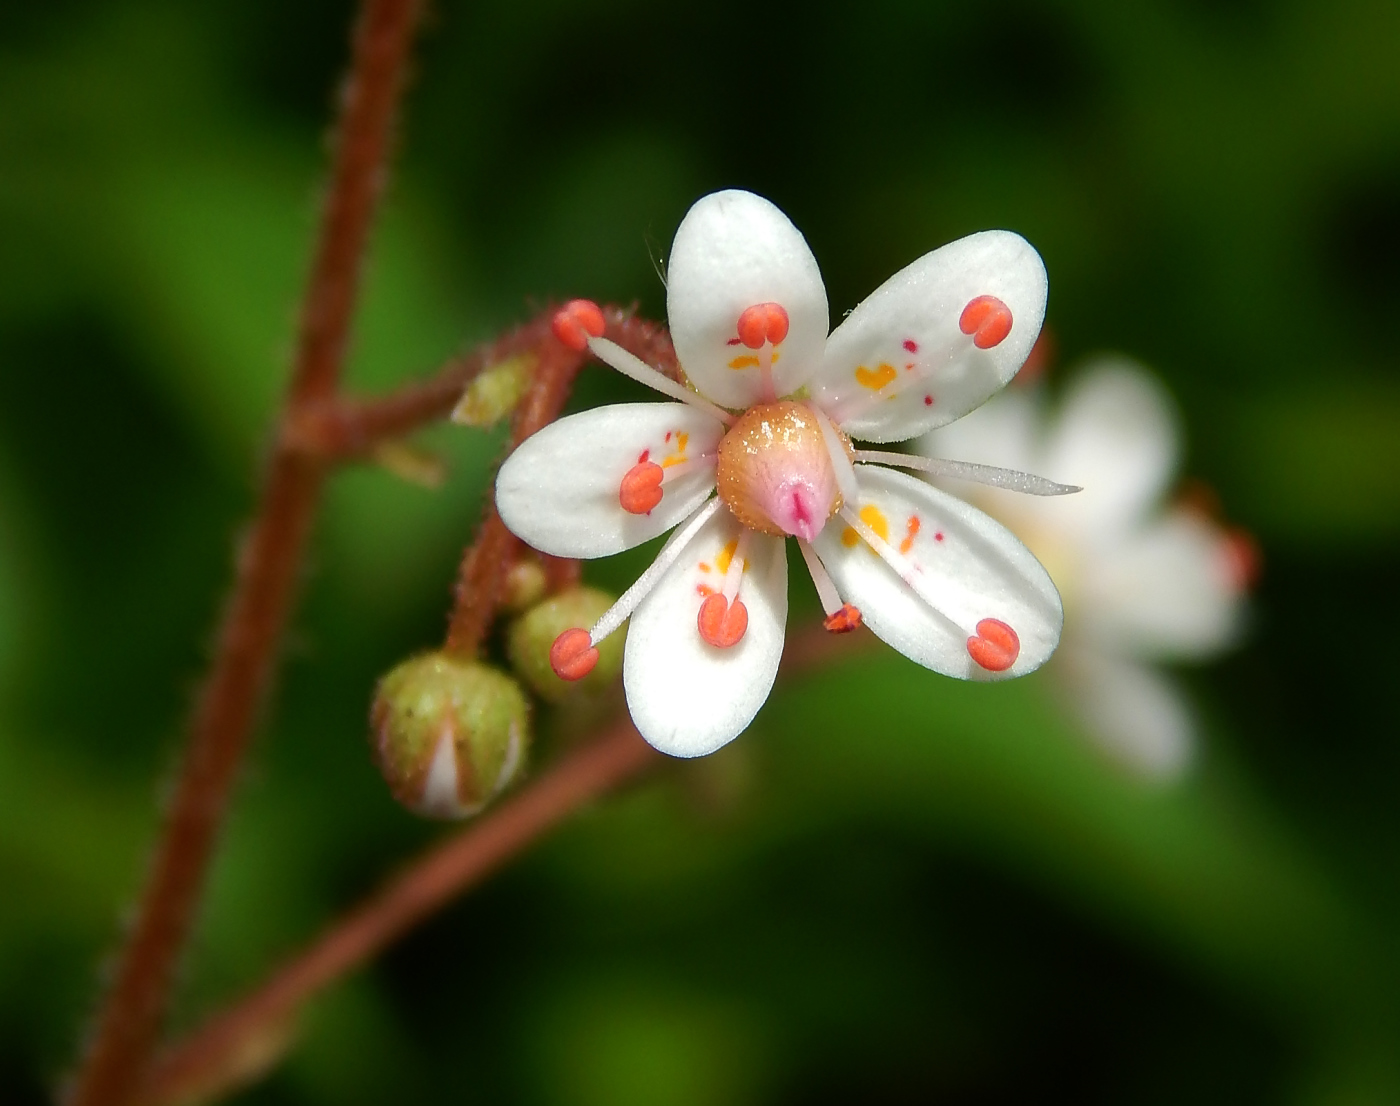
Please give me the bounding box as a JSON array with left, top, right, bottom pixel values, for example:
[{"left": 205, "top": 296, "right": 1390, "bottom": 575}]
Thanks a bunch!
[
  {"left": 967, "top": 618, "right": 1019, "bottom": 672},
  {"left": 823, "top": 603, "right": 863, "bottom": 634},
  {"left": 552, "top": 299, "right": 606, "bottom": 351},
  {"left": 698, "top": 594, "right": 748, "bottom": 648},
  {"left": 550, "top": 627, "right": 599, "bottom": 680}
]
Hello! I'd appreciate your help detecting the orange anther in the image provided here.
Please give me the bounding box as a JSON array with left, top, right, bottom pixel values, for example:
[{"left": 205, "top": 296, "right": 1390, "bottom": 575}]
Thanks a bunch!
[
  {"left": 959, "top": 295, "right": 1013, "bottom": 349},
  {"left": 552, "top": 299, "right": 606, "bottom": 351},
  {"left": 823, "top": 603, "right": 863, "bottom": 634},
  {"left": 966, "top": 618, "right": 1019, "bottom": 672},
  {"left": 619, "top": 460, "right": 664, "bottom": 514},
  {"left": 1223, "top": 527, "right": 1261, "bottom": 591},
  {"left": 550, "top": 628, "right": 599, "bottom": 680},
  {"left": 736, "top": 302, "right": 790, "bottom": 349},
  {"left": 697, "top": 593, "right": 748, "bottom": 648}
]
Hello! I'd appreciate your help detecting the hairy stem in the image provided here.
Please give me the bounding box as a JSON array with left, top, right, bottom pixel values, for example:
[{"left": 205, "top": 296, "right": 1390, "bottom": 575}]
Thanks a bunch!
[{"left": 64, "top": 4, "right": 423, "bottom": 1104}]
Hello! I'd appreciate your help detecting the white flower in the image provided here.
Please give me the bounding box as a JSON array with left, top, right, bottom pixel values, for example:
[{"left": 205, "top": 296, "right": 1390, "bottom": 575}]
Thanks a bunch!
[
  {"left": 922, "top": 360, "right": 1255, "bottom": 779},
  {"left": 496, "top": 189, "right": 1075, "bottom": 757}
]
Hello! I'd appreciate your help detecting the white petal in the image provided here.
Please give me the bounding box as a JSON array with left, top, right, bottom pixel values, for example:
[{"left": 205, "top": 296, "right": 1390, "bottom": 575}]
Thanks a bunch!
[
  {"left": 1083, "top": 509, "right": 1244, "bottom": 660},
  {"left": 812, "top": 464, "right": 1062, "bottom": 679},
  {"left": 1040, "top": 360, "right": 1179, "bottom": 538},
  {"left": 920, "top": 386, "right": 1041, "bottom": 475},
  {"left": 623, "top": 515, "right": 788, "bottom": 758},
  {"left": 495, "top": 403, "right": 722, "bottom": 558},
  {"left": 666, "top": 190, "right": 829, "bottom": 409},
  {"left": 814, "top": 231, "right": 1046, "bottom": 443},
  {"left": 1056, "top": 649, "right": 1196, "bottom": 781}
]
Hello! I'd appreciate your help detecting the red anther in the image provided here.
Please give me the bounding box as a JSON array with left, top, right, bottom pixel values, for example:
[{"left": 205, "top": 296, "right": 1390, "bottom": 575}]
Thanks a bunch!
[
  {"left": 958, "top": 295, "right": 1014, "bottom": 349},
  {"left": 966, "top": 618, "right": 1019, "bottom": 672},
  {"left": 736, "top": 302, "right": 790, "bottom": 349},
  {"left": 552, "top": 299, "right": 606, "bottom": 351},
  {"left": 550, "top": 628, "right": 599, "bottom": 680},
  {"left": 619, "top": 460, "right": 665, "bottom": 514},
  {"left": 823, "top": 603, "right": 863, "bottom": 634},
  {"left": 1223, "top": 527, "right": 1262, "bottom": 591},
  {"left": 697, "top": 594, "right": 748, "bottom": 648}
]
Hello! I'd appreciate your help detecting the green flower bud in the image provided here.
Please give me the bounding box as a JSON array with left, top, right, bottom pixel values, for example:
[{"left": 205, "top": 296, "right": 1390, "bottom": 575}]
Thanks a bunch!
[
  {"left": 501, "top": 557, "right": 548, "bottom": 614},
  {"left": 507, "top": 586, "right": 625, "bottom": 702},
  {"left": 371, "top": 652, "right": 529, "bottom": 819},
  {"left": 450, "top": 354, "right": 535, "bottom": 427}
]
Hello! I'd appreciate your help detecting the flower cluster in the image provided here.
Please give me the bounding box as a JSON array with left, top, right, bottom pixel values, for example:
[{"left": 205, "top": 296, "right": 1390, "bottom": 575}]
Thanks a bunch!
[
  {"left": 923, "top": 361, "right": 1255, "bottom": 778},
  {"left": 496, "top": 190, "right": 1075, "bottom": 757}
]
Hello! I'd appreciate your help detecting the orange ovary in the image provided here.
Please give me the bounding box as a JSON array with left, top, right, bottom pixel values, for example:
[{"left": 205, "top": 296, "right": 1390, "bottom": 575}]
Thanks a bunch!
[
  {"left": 823, "top": 603, "right": 863, "bottom": 634},
  {"left": 698, "top": 594, "right": 748, "bottom": 648},
  {"left": 619, "top": 461, "right": 664, "bottom": 514},
  {"left": 958, "top": 295, "right": 1013, "bottom": 349},
  {"left": 552, "top": 299, "right": 605, "bottom": 350},
  {"left": 854, "top": 363, "right": 897, "bottom": 391},
  {"left": 966, "top": 618, "right": 1019, "bottom": 672},
  {"left": 550, "top": 628, "right": 599, "bottom": 680},
  {"left": 737, "top": 302, "right": 790, "bottom": 349}
]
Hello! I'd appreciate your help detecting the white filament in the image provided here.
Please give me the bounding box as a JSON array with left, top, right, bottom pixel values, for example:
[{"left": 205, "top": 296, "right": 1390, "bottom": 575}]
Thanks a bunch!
[
  {"left": 838, "top": 504, "right": 971, "bottom": 638},
  {"left": 587, "top": 337, "right": 736, "bottom": 426},
  {"left": 853, "top": 451, "right": 1081, "bottom": 496},
  {"left": 797, "top": 538, "right": 843, "bottom": 617}
]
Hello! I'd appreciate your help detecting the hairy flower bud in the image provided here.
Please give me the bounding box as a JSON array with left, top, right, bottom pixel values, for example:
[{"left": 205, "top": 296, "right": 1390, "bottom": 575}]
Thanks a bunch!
[
  {"left": 371, "top": 652, "right": 529, "bottom": 819},
  {"left": 451, "top": 354, "right": 535, "bottom": 427},
  {"left": 507, "top": 586, "right": 625, "bottom": 702}
]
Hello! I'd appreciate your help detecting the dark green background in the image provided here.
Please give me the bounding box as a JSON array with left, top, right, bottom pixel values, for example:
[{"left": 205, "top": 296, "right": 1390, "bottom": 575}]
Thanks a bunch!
[{"left": 2, "top": 1, "right": 1398, "bottom": 1102}]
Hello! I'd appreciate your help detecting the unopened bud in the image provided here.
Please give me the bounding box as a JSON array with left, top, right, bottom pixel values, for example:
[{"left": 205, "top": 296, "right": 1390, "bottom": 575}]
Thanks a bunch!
[
  {"left": 371, "top": 652, "right": 529, "bottom": 819},
  {"left": 501, "top": 558, "right": 549, "bottom": 613},
  {"left": 451, "top": 354, "right": 535, "bottom": 428},
  {"left": 507, "top": 587, "right": 625, "bottom": 702}
]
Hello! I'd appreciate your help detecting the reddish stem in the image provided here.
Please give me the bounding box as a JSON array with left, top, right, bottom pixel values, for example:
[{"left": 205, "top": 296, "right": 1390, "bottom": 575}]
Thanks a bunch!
[
  {"left": 142, "top": 722, "right": 659, "bottom": 1106},
  {"left": 64, "top": 4, "right": 423, "bottom": 1105}
]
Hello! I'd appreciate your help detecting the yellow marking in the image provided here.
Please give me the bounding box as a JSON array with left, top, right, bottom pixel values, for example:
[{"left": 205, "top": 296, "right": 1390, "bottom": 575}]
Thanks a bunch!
[
  {"left": 855, "top": 363, "right": 897, "bottom": 390},
  {"left": 841, "top": 504, "right": 891, "bottom": 551},
  {"left": 714, "top": 539, "right": 748, "bottom": 575},
  {"left": 660, "top": 430, "right": 691, "bottom": 468},
  {"left": 728, "top": 355, "right": 760, "bottom": 369}
]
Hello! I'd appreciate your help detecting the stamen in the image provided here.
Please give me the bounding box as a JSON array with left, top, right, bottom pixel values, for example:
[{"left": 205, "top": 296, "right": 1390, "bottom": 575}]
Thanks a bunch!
[
  {"left": 958, "top": 295, "right": 1013, "bottom": 349},
  {"left": 552, "top": 299, "right": 606, "bottom": 351},
  {"left": 698, "top": 594, "right": 748, "bottom": 648},
  {"left": 550, "top": 628, "right": 599, "bottom": 681},
  {"left": 852, "top": 451, "right": 1081, "bottom": 496},
  {"left": 657, "top": 454, "right": 716, "bottom": 483},
  {"left": 839, "top": 504, "right": 968, "bottom": 637},
  {"left": 797, "top": 538, "right": 852, "bottom": 625},
  {"left": 736, "top": 303, "right": 789, "bottom": 348},
  {"left": 814, "top": 408, "right": 860, "bottom": 506},
  {"left": 586, "top": 336, "right": 736, "bottom": 426},
  {"left": 588, "top": 498, "right": 722, "bottom": 645},
  {"left": 720, "top": 529, "right": 751, "bottom": 602},
  {"left": 619, "top": 460, "right": 664, "bottom": 514},
  {"left": 966, "top": 618, "right": 1019, "bottom": 671}
]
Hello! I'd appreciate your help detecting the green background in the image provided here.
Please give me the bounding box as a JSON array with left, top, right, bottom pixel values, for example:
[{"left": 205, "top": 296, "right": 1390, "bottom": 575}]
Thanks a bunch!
[{"left": 2, "top": 0, "right": 1399, "bottom": 1102}]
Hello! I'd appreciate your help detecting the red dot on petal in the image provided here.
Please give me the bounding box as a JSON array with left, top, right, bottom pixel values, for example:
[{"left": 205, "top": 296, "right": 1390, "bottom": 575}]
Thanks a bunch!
[
  {"left": 698, "top": 594, "right": 748, "bottom": 648},
  {"left": 923, "top": 395, "right": 933, "bottom": 406},
  {"left": 958, "top": 295, "right": 1014, "bottom": 349},
  {"left": 550, "top": 628, "right": 599, "bottom": 680},
  {"left": 903, "top": 339, "right": 918, "bottom": 353},
  {"left": 552, "top": 299, "right": 605, "bottom": 350},
  {"left": 966, "top": 618, "right": 1019, "bottom": 672}
]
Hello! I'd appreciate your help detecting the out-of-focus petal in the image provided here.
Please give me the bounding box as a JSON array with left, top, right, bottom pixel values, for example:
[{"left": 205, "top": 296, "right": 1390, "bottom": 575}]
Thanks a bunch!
[
  {"left": 623, "top": 516, "right": 788, "bottom": 757},
  {"left": 1057, "top": 648, "right": 1196, "bottom": 781},
  {"left": 812, "top": 464, "right": 1061, "bottom": 679},
  {"left": 1041, "top": 360, "right": 1179, "bottom": 538},
  {"left": 496, "top": 403, "right": 722, "bottom": 559},
  {"left": 1083, "top": 508, "right": 1245, "bottom": 659},
  {"left": 814, "top": 231, "right": 1046, "bottom": 443},
  {"left": 667, "top": 190, "right": 829, "bottom": 410}
]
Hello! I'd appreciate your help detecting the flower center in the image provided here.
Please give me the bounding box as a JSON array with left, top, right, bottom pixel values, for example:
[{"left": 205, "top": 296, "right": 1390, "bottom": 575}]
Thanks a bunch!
[{"left": 715, "top": 401, "right": 850, "bottom": 541}]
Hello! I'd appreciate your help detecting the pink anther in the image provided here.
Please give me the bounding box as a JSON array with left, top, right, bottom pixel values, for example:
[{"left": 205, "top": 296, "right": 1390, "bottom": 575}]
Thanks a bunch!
[
  {"left": 552, "top": 299, "right": 606, "bottom": 351},
  {"left": 966, "top": 618, "right": 1019, "bottom": 672},
  {"left": 958, "top": 295, "right": 1013, "bottom": 349},
  {"left": 619, "top": 460, "right": 664, "bottom": 514},
  {"left": 698, "top": 594, "right": 748, "bottom": 648},
  {"left": 736, "top": 303, "right": 790, "bottom": 349},
  {"left": 550, "top": 628, "right": 599, "bottom": 680},
  {"left": 823, "top": 603, "right": 863, "bottom": 634}
]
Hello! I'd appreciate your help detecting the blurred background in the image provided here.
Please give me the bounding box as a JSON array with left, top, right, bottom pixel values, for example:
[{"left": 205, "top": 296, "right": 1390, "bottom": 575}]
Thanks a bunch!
[{"left": 2, "top": 0, "right": 1399, "bottom": 1102}]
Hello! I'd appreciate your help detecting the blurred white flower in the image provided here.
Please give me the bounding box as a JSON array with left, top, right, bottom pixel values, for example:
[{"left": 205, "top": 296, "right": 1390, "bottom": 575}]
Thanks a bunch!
[{"left": 922, "top": 360, "right": 1256, "bottom": 780}]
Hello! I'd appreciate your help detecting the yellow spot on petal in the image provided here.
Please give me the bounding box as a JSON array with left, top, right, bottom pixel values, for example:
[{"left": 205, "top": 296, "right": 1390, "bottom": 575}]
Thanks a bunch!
[
  {"left": 842, "top": 504, "right": 891, "bottom": 554},
  {"left": 713, "top": 539, "right": 748, "bottom": 575},
  {"left": 841, "top": 527, "right": 859, "bottom": 548},
  {"left": 855, "top": 363, "right": 897, "bottom": 391},
  {"left": 728, "top": 355, "right": 760, "bottom": 369}
]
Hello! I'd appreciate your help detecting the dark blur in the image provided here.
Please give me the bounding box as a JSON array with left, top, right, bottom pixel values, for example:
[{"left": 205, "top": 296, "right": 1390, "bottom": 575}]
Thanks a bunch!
[{"left": 2, "top": 0, "right": 1399, "bottom": 1102}]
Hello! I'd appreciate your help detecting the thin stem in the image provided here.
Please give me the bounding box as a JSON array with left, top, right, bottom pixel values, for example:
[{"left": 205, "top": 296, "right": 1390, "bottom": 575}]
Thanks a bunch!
[
  {"left": 139, "top": 622, "right": 854, "bottom": 1106},
  {"left": 64, "top": 4, "right": 424, "bottom": 1105}
]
